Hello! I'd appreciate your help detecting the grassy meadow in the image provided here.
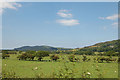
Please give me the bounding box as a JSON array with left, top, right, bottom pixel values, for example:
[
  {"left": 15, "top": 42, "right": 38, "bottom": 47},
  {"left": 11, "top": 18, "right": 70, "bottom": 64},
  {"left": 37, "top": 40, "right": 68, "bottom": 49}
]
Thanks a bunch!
[
  {"left": 2, "top": 54, "right": 118, "bottom": 78},
  {"left": 0, "top": 53, "right": 1, "bottom": 78}
]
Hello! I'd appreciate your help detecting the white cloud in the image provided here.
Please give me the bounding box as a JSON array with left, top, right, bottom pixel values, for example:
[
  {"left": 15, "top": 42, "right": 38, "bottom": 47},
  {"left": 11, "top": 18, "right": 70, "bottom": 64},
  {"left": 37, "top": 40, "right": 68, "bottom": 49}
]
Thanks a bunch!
[
  {"left": 106, "top": 14, "right": 118, "bottom": 20},
  {"left": 0, "top": 1, "right": 22, "bottom": 15},
  {"left": 57, "top": 9, "right": 72, "bottom": 18},
  {"left": 57, "top": 19, "right": 80, "bottom": 26},
  {"left": 98, "top": 17, "right": 105, "bottom": 20},
  {"left": 99, "top": 14, "right": 118, "bottom": 20},
  {"left": 56, "top": 9, "right": 80, "bottom": 26},
  {"left": 59, "top": 9, "right": 68, "bottom": 12},
  {"left": 112, "top": 22, "right": 118, "bottom": 27}
]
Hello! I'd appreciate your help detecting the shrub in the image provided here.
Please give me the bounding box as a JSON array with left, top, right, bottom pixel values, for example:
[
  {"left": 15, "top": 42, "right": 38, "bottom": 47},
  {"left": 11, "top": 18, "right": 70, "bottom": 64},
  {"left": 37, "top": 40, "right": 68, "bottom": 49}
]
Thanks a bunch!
[
  {"left": 2, "top": 50, "right": 9, "bottom": 54},
  {"left": 50, "top": 54, "right": 59, "bottom": 61},
  {"left": 19, "top": 51, "right": 23, "bottom": 54},
  {"left": 82, "top": 55, "right": 87, "bottom": 61},
  {"left": 2, "top": 53, "right": 10, "bottom": 59},
  {"left": 75, "top": 57, "right": 80, "bottom": 62},
  {"left": 26, "top": 50, "right": 36, "bottom": 54},
  {"left": 118, "top": 57, "right": 120, "bottom": 63},
  {"left": 68, "top": 55, "right": 75, "bottom": 62},
  {"left": 8, "top": 51, "right": 17, "bottom": 54},
  {"left": 2, "top": 68, "right": 18, "bottom": 78},
  {"left": 27, "top": 54, "right": 35, "bottom": 60},
  {"left": 17, "top": 53, "right": 28, "bottom": 60},
  {"left": 36, "top": 51, "right": 49, "bottom": 61},
  {"left": 2, "top": 50, "right": 17, "bottom": 54}
]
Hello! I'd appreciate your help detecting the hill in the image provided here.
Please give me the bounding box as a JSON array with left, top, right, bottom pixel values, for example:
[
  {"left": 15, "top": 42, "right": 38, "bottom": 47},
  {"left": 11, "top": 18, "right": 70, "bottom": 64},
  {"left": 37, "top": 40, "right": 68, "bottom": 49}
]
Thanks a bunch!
[
  {"left": 65, "top": 39, "right": 120, "bottom": 55},
  {"left": 77, "top": 39, "right": 119, "bottom": 52},
  {"left": 14, "top": 39, "right": 119, "bottom": 55},
  {"left": 14, "top": 45, "right": 71, "bottom": 51}
]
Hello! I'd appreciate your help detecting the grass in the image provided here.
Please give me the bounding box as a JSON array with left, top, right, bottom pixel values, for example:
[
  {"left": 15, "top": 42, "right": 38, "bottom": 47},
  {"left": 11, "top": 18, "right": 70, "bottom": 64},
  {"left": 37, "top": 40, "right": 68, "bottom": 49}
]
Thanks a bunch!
[
  {"left": 0, "top": 53, "right": 2, "bottom": 78},
  {"left": 2, "top": 54, "right": 118, "bottom": 78}
]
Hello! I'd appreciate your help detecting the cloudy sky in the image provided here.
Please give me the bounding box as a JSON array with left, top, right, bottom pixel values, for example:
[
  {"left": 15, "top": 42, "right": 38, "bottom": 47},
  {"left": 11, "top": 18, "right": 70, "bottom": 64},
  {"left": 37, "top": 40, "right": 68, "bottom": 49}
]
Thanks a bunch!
[{"left": 2, "top": 2, "right": 118, "bottom": 49}]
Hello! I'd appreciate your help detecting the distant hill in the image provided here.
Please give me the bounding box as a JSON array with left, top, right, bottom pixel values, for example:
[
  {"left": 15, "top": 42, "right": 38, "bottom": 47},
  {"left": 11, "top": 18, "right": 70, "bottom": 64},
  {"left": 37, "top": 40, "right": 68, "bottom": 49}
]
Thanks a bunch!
[
  {"left": 14, "top": 45, "right": 71, "bottom": 51},
  {"left": 74, "top": 39, "right": 119, "bottom": 52},
  {"left": 14, "top": 39, "right": 119, "bottom": 52}
]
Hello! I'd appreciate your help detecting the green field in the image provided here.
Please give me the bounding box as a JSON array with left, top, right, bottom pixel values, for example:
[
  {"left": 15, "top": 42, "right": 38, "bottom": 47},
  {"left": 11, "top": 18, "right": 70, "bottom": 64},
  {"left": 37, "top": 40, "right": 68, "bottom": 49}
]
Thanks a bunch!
[
  {"left": 0, "top": 53, "right": 1, "bottom": 78},
  {"left": 2, "top": 54, "right": 118, "bottom": 78}
]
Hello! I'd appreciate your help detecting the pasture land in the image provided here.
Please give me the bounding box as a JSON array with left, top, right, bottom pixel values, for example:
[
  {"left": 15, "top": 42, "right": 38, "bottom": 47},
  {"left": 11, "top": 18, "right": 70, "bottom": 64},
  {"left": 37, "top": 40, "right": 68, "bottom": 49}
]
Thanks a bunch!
[
  {"left": 0, "top": 53, "right": 2, "bottom": 77},
  {"left": 2, "top": 54, "right": 118, "bottom": 78}
]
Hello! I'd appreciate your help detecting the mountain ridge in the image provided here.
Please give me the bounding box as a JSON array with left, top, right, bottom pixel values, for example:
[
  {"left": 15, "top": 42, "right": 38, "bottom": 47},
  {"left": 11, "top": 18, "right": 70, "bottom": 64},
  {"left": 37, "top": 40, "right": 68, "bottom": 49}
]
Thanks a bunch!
[
  {"left": 14, "top": 45, "right": 71, "bottom": 51},
  {"left": 14, "top": 39, "right": 119, "bottom": 52}
]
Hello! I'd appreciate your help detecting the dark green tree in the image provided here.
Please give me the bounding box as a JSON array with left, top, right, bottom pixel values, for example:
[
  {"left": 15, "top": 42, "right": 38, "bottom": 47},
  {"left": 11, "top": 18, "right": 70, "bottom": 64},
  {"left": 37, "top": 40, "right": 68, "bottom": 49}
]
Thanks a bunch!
[
  {"left": 50, "top": 54, "right": 59, "bottom": 61},
  {"left": 68, "top": 55, "right": 75, "bottom": 62},
  {"left": 36, "top": 51, "right": 49, "bottom": 61}
]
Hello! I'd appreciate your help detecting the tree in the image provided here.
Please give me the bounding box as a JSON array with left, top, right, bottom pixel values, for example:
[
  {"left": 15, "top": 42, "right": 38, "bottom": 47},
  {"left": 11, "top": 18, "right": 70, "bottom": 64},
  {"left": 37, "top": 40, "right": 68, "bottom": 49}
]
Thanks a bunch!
[
  {"left": 2, "top": 53, "right": 10, "bottom": 59},
  {"left": 2, "top": 50, "right": 17, "bottom": 54},
  {"left": 17, "top": 53, "right": 28, "bottom": 60},
  {"left": 118, "top": 57, "right": 120, "bottom": 63},
  {"left": 50, "top": 54, "right": 59, "bottom": 61},
  {"left": 26, "top": 50, "right": 36, "bottom": 54},
  {"left": 8, "top": 51, "right": 17, "bottom": 54},
  {"left": 27, "top": 54, "right": 35, "bottom": 61},
  {"left": 19, "top": 51, "right": 23, "bottom": 54},
  {"left": 82, "top": 55, "right": 87, "bottom": 61},
  {"left": 36, "top": 51, "right": 49, "bottom": 61},
  {"left": 2, "top": 50, "right": 9, "bottom": 54},
  {"left": 105, "top": 51, "right": 115, "bottom": 56},
  {"left": 68, "top": 55, "right": 75, "bottom": 62}
]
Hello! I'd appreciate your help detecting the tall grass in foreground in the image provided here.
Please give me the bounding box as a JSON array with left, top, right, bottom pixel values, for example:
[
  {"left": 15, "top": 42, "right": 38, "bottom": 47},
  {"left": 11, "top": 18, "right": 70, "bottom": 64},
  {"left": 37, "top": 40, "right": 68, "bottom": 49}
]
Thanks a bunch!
[{"left": 2, "top": 58, "right": 105, "bottom": 78}]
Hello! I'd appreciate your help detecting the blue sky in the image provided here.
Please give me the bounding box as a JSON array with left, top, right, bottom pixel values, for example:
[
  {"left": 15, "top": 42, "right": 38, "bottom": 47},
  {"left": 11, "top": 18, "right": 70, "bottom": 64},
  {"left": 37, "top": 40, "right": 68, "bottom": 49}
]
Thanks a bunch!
[{"left": 2, "top": 2, "right": 118, "bottom": 49}]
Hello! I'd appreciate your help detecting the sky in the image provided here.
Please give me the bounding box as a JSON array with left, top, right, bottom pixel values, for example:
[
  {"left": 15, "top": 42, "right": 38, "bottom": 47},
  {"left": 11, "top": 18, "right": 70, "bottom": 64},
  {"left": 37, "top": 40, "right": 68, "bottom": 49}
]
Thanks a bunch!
[
  {"left": 0, "top": 0, "right": 119, "bottom": 2},
  {"left": 2, "top": 2, "right": 118, "bottom": 49}
]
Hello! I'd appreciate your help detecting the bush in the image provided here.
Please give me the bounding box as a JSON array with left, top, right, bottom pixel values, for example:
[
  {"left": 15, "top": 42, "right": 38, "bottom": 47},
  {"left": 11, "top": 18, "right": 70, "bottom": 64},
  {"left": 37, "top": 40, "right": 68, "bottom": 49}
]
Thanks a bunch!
[
  {"left": 26, "top": 51, "right": 36, "bottom": 54},
  {"left": 2, "top": 50, "right": 9, "bottom": 54},
  {"left": 118, "top": 57, "right": 120, "bottom": 63},
  {"left": 50, "top": 54, "right": 59, "bottom": 61},
  {"left": 8, "top": 51, "right": 17, "bottom": 54},
  {"left": 68, "top": 55, "right": 75, "bottom": 62},
  {"left": 2, "top": 53, "right": 10, "bottom": 59},
  {"left": 17, "top": 53, "right": 28, "bottom": 60},
  {"left": 2, "top": 50, "right": 17, "bottom": 54},
  {"left": 36, "top": 51, "right": 49, "bottom": 61},
  {"left": 82, "top": 55, "right": 87, "bottom": 61},
  {"left": 17, "top": 51, "right": 49, "bottom": 61},
  {"left": 27, "top": 54, "right": 35, "bottom": 60}
]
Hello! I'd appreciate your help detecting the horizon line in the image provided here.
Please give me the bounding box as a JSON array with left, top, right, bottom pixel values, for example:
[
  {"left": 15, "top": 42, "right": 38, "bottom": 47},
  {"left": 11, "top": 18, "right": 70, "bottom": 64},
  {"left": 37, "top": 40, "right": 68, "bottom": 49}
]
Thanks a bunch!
[{"left": 2, "top": 39, "right": 118, "bottom": 50}]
